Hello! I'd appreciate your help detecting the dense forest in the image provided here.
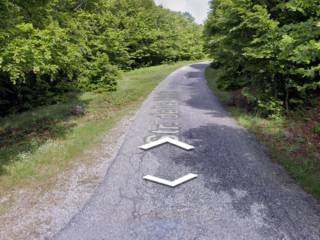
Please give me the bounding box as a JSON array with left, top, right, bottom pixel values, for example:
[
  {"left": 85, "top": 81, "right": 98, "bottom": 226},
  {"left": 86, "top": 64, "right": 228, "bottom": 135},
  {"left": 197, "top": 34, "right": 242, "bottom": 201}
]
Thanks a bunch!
[
  {"left": 204, "top": 0, "right": 320, "bottom": 117},
  {"left": 0, "top": 0, "right": 204, "bottom": 116}
]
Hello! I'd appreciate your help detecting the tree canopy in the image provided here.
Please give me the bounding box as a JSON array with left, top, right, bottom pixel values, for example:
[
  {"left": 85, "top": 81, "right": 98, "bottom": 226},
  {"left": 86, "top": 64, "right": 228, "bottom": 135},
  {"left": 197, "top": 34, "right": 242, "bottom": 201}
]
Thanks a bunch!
[
  {"left": 204, "top": 0, "right": 320, "bottom": 116},
  {"left": 0, "top": 0, "right": 204, "bottom": 115}
]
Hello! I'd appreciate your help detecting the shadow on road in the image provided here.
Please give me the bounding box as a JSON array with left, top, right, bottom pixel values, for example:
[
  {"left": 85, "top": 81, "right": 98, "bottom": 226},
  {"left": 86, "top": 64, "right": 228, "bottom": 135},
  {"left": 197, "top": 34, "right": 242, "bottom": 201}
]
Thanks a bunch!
[
  {"left": 167, "top": 63, "right": 320, "bottom": 237},
  {"left": 163, "top": 61, "right": 320, "bottom": 238}
]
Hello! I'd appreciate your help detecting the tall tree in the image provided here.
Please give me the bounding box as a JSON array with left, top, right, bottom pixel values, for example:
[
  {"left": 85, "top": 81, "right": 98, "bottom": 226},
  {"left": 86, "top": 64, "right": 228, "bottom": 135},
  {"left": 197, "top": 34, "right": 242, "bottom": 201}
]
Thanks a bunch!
[
  {"left": 204, "top": 0, "right": 320, "bottom": 116},
  {"left": 0, "top": 0, "right": 204, "bottom": 115}
]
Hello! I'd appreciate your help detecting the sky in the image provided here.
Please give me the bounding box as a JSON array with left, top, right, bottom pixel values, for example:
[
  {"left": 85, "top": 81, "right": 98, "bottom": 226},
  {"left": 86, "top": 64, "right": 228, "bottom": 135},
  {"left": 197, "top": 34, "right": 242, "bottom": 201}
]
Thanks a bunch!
[{"left": 154, "top": 0, "right": 210, "bottom": 24}]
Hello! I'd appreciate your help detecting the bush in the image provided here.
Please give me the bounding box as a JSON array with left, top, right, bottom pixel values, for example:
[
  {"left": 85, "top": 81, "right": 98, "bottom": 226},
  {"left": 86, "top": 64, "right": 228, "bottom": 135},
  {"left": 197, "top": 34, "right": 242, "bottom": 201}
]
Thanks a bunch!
[
  {"left": 314, "top": 123, "right": 320, "bottom": 135},
  {"left": 204, "top": 0, "right": 320, "bottom": 116},
  {"left": 257, "top": 98, "right": 284, "bottom": 118},
  {"left": 0, "top": 0, "right": 204, "bottom": 116},
  {"left": 78, "top": 54, "right": 118, "bottom": 91}
]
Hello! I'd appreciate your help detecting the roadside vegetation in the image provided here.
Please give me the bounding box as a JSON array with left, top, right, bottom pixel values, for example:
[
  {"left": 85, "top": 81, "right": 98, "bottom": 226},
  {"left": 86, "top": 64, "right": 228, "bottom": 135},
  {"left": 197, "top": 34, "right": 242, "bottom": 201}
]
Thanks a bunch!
[
  {"left": 0, "top": 0, "right": 204, "bottom": 116},
  {"left": 2, "top": 0, "right": 318, "bottom": 203},
  {"left": 204, "top": 0, "right": 319, "bottom": 117},
  {"left": 204, "top": 0, "right": 319, "bottom": 199},
  {"left": 0, "top": 0, "right": 205, "bottom": 193},
  {"left": 0, "top": 61, "right": 193, "bottom": 193},
  {"left": 206, "top": 63, "right": 320, "bottom": 200}
]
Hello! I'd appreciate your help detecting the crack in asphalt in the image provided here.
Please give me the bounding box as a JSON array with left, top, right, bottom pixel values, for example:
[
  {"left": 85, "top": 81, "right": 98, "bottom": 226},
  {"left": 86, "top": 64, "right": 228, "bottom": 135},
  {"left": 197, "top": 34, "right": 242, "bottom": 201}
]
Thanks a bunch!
[{"left": 55, "top": 63, "right": 320, "bottom": 240}]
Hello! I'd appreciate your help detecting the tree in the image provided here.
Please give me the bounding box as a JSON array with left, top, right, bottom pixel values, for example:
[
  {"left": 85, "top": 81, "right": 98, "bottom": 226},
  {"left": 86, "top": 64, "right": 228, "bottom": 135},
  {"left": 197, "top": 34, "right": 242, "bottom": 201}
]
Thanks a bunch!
[
  {"left": 204, "top": 0, "right": 320, "bottom": 116},
  {"left": 0, "top": 0, "right": 204, "bottom": 115}
]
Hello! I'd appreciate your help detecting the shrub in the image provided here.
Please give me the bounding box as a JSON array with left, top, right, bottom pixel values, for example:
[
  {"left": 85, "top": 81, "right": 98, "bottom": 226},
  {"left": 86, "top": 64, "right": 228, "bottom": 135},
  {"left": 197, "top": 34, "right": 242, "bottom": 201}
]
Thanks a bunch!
[
  {"left": 204, "top": 0, "right": 320, "bottom": 115},
  {"left": 0, "top": 0, "right": 204, "bottom": 115}
]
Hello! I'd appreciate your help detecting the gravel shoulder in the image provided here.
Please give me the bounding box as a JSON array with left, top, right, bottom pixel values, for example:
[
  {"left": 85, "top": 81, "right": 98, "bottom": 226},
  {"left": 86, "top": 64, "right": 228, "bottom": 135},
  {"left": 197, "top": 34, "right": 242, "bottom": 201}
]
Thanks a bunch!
[
  {"left": 56, "top": 63, "right": 320, "bottom": 240},
  {"left": 0, "top": 111, "right": 136, "bottom": 240}
]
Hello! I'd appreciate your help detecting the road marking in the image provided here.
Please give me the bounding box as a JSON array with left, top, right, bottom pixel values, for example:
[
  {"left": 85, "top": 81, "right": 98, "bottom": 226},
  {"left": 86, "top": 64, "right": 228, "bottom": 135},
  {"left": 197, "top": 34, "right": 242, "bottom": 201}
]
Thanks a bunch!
[
  {"left": 139, "top": 137, "right": 194, "bottom": 151},
  {"left": 143, "top": 173, "right": 198, "bottom": 187}
]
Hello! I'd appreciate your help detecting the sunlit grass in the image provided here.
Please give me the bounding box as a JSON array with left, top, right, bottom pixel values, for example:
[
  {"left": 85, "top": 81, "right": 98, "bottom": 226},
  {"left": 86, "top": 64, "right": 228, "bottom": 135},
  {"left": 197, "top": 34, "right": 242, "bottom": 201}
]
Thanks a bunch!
[{"left": 0, "top": 61, "right": 194, "bottom": 192}]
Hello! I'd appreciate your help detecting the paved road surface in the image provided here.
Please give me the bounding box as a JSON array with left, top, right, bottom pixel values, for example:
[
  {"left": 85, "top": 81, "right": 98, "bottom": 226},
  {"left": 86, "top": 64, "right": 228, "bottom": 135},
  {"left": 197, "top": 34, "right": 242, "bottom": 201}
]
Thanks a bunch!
[{"left": 56, "top": 63, "right": 320, "bottom": 240}]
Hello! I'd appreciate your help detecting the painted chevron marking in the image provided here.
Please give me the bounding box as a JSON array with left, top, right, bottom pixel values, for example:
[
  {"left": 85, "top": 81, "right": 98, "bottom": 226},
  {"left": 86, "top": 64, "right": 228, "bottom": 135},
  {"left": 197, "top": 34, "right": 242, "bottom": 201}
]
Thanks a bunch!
[
  {"left": 139, "top": 137, "right": 194, "bottom": 151},
  {"left": 143, "top": 173, "right": 198, "bottom": 187}
]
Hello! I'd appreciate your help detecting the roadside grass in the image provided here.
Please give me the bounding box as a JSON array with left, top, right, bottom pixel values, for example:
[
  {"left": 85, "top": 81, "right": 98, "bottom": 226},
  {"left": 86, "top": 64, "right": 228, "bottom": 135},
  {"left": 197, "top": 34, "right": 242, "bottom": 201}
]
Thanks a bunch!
[
  {"left": 205, "top": 66, "right": 320, "bottom": 199},
  {"left": 0, "top": 61, "right": 193, "bottom": 193}
]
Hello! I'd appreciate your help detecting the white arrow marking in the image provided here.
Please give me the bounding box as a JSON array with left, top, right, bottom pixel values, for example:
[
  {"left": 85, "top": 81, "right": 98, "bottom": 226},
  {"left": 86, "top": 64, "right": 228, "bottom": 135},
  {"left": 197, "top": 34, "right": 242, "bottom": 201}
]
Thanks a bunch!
[
  {"left": 143, "top": 173, "right": 198, "bottom": 187},
  {"left": 139, "top": 137, "right": 194, "bottom": 151}
]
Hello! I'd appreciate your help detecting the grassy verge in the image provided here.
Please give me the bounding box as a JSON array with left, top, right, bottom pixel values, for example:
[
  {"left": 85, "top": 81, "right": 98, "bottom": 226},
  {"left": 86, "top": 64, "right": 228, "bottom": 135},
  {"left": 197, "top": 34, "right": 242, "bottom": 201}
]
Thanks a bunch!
[
  {"left": 205, "top": 66, "right": 320, "bottom": 199},
  {"left": 0, "top": 61, "right": 194, "bottom": 193}
]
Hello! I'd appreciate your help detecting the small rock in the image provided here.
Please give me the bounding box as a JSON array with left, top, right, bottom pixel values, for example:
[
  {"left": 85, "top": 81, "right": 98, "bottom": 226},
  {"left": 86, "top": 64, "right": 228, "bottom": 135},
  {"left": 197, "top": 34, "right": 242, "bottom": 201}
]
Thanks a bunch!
[{"left": 70, "top": 105, "right": 85, "bottom": 116}]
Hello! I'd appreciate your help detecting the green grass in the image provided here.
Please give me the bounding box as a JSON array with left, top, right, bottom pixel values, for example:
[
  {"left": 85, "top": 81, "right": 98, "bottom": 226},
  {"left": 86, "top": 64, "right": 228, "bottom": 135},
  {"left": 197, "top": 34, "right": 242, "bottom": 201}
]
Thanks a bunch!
[
  {"left": 205, "top": 66, "right": 320, "bottom": 199},
  {"left": 205, "top": 67, "right": 232, "bottom": 105},
  {"left": 0, "top": 61, "right": 194, "bottom": 192}
]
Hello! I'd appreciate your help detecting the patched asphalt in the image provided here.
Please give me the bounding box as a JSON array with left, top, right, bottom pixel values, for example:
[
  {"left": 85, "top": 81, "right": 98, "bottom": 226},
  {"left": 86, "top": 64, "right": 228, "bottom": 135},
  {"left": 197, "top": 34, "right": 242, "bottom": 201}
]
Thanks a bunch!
[{"left": 55, "top": 63, "right": 320, "bottom": 240}]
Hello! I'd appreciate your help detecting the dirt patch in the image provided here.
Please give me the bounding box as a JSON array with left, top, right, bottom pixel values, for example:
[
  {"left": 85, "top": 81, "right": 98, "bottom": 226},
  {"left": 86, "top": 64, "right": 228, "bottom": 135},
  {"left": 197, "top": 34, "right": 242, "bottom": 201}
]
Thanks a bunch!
[{"left": 0, "top": 112, "right": 136, "bottom": 240}]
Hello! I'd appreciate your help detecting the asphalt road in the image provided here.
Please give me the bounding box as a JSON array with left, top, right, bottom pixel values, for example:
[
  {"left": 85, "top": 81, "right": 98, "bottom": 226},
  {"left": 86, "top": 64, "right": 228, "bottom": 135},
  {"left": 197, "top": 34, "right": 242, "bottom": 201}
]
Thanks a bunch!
[{"left": 56, "top": 63, "right": 320, "bottom": 240}]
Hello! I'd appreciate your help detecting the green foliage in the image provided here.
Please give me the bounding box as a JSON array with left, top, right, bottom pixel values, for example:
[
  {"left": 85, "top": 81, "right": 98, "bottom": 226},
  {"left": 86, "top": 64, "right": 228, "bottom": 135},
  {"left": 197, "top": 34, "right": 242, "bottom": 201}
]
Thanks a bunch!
[
  {"left": 78, "top": 53, "right": 118, "bottom": 91},
  {"left": 0, "top": 61, "right": 191, "bottom": 192},
  {"left": 204, "top": 0, "right": 320, "bottom": 116},
  {"left": 314, "top": 123, "right": 320, "bottom": 135},
  {"left": 0, "top": 0, "right": 204, "bottom": 115},
  {"left": 257, "top": 98, "right": 283, "bottom": 119},
  {"left": 205, "top": 62, "right": 320, "bottom": 199}
]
